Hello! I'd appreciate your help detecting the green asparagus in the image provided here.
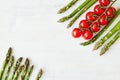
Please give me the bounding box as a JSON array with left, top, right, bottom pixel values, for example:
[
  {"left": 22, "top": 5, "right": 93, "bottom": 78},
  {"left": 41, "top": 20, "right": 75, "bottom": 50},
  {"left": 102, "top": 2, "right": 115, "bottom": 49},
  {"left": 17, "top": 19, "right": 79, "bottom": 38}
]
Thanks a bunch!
[
  {"left": 10, "top": 57, "right": 23, "bottom": 80},
  {"left": 100, "top": 31, "right": 120, "bottom": 55},
  {"left": 80, "top": 9, "right": 120, "bottom": 46},
  {"left": 25, "top": 65, "right": 34, "bottom": 80},
  {"left": 58, "top": 0, "right": 78, "bottom": 14},
  {"left": 3, "top": 56, "right": 14, "bottom": 80},
  {"left": 21, "top": 58, "right": 29, "bottom": 80},
  {"left": 58, "top": 0, "right": 91, "bottom": 22},
  {"left": 67, "top": 0, "right": 97, "bottom": 28},
  {"left": 36, "top": 69, "right": 43, "bottom": 80},
  {"left": 0, "top": 47, "right": 12, "bottom": 80},
  {"left": 13, "top": 65, "right": 23, "bottom": 80},
  {"left": 93, "top": 21, "right": 120, "bottom": 50}
]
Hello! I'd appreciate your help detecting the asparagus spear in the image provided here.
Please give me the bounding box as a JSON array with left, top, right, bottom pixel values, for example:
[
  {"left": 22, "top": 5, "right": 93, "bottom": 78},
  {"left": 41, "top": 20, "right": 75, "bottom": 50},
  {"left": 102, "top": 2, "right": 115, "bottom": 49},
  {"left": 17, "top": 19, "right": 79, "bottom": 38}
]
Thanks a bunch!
[
  {"left": 58, "top": 0, "right": 78, "bottom": 14},
  {"left": 10, "top": 57, "right": 23, "bottom": 80},
  {"left": 67, "top": 0, "right": 97, "bottom": 28},
  {"left": 3, "top": 56, "right": 14, "bottom": 80},
  {"left": 25, "top": 65, "right": 34, "bottom": 80},
  {"left": 93, "top": 21, "right": 120, "bottom": 50},
  {"left": 58, "top": 0, "right": 91, "bottom": 22},
  {"left": 36, "top": 69, "right": 43, "bottom": 80},
  {"left": 13, "top": 65, "right": 23, "bottom": 80},
  {"left": 21, "top": 58, "right": 29, "bottom": 80},
  {"left": 80, "top": 9, "right": 120, "bottom": 46},
  {"left": 100, "top": 31, "right": 120, "bottom": 55},
  {"left": 0, "top": 47, "right": 12, "bottom": 80}
]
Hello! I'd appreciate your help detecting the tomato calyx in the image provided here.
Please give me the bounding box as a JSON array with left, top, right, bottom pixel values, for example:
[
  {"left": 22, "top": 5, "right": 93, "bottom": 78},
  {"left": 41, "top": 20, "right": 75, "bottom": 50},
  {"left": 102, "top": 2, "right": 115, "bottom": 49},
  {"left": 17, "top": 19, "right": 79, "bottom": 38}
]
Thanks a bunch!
[
  {"left": 86, "top": 11, "right": 98, "bottom": 22},
  {"left": 82, "top": 29, "right": 93, "bottom": 40},
  {"left": 98, "top": 14, "right": 109, "bottom": 25},
  {"left": 79, "top": 20, "right": 90, "bottom": 29},
  {"left": 99, "top": 0, "right": 110, "bottom": 6},
  {"left": 91, "top": 22, "right": 100, "bottom": 32},
  {"left": 106, "top": 7, "right": 116, "bottom": 18},
  {"left": 94, "top": 4, "right": 105, "bottom": 16},
  {"left": 72, "top": 28, "right": 82, "bottom": 38}
]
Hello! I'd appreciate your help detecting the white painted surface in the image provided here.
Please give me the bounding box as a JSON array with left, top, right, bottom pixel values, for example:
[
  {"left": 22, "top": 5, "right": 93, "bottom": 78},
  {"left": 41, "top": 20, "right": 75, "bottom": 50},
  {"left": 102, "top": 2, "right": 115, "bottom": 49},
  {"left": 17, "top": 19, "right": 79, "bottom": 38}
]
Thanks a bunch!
[{"left": 0, "top": 0, "right": 120, "bottom": 80}]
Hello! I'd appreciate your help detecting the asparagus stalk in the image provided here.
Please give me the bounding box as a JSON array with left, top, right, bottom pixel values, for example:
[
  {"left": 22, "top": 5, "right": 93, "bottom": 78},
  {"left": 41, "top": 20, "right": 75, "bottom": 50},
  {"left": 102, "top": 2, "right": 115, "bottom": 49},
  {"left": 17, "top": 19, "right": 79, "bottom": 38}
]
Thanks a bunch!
[
  {"left": 58, "top": 0, "right": 79, "bottom": 14},
  {"left": 21, "top": 58, "right": 29, "bottom": 80},
  {"left": 80, "top": 8, "right": 120, "bottom": 46},
  {"left": 3, "top": 56, "right": 14, "bottom": 80},
  {"left": 93, "top": 21, "right": 120, "bottom": 50},
  {"left": 0, "top": 47, "right": 12, "bottom": 80},
  {"left": 100, "top": 31, "right": 120, "bottom": 55},
  {"left": 58, "top": 0, "right": 91, "bottom": 22},
  {"left": 13, "top": 65, "right": 24, "bottom": 80},
  {"left": 10, "top": 57, "right": 23, "bottom": 80},
  {"left": 36, "top": 69, "right": 43, "bottom": 80},
  {"left": 67, "top": 0, "right": 97, "bottom": 28},
  {"left": 25, "top": 65, "right": 34, "bottom": 80}
]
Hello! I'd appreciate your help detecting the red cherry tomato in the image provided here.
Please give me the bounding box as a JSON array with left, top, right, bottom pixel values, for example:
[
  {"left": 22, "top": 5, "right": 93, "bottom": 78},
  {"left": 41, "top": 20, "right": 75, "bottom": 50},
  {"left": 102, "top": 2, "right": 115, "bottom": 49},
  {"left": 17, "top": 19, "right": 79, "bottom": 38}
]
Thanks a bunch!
[
  {"left": 91, "top": 22, "right": 100, "bottom": 32},
  {"left": 98, "top": 14, "right": 108, "bottom": 25},
  {"left": 94, "top": 4, "right": 105, "bottom": 16},
  {"left": 72, "top": 28, "right": 82, "bottom": 38},
  {"left": 86, "top": 11, "right": 98, "bottom": 22},
  {"left": 106, "top": 7, "right": 116, "bottom": 18},
  {"left": 99, "top": 0, "right": 110, "bottom": 6},
  {"left": 82, "top": 30, "right": 93, "bottom": 40},
  {"left": 79, "top": 20, "right": 89, "bottom": 28}
]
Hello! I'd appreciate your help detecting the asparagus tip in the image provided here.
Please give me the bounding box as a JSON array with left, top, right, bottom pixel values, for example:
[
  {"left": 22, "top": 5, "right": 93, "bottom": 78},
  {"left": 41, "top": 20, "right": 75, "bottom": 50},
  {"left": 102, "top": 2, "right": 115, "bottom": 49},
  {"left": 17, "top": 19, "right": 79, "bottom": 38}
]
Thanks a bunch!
[
  {"left": 100, "top": 53, "right": 103, "bottom": 56},
  {"left": 93, "top": 42, "right": 101, "bottom": 50},
  {"left": 100, "top": 46, "right": 108, "bottom": 56},
  {"left": 80, "top": 42, "right": 88, "bottom": 46},
  {"left": 67, "top": 25, "right": 71, "bottom": 29},
  {"left": 57, "top": 17, "right": 68, "bottom": 23},
  {"left": 9, "top": 47, "right": 12, "bottom": 49},
  {"left": 8, "top": 47, "right": 12, "bottom": 53},
  {"left": 19, "top": 57, "right": 23, "bottom": 61},
  {"left": 57, "top": 10, "right": 62, "bottom": 14},
  {"left": 57, "top": 8, "right": 66, "bottom": 14},
  {"left": 93, "top": 47, "right": 97, "bottom": 51},
  {"left": 31, "top": 65, "right": 34, "bottom": 68},
  {"left": 57, "top": 20, "right": 62, "bottom": 23},
  {"left": 40, "top": 69, "right": 43, "bottom": 73},
  {"left": 80, "top": 43, "right": 84, "bottom": 45},
  {"left": 67, "top": 24, "right": 72, "bottom": 28},
  {"left": 100, "top": 51, "right": 105, "bottom": 56},
  {"left": 25, "top": 58, "right": 30, "bottom": 66},
  {"left": 36, "top": 68, "right": 43, "bottom": 79},
  {"left": 24, "top": 58, "right": 29, "bottom": 62},
  {"left": 11, "top": 56, "right": 14, "bottom": 61}
]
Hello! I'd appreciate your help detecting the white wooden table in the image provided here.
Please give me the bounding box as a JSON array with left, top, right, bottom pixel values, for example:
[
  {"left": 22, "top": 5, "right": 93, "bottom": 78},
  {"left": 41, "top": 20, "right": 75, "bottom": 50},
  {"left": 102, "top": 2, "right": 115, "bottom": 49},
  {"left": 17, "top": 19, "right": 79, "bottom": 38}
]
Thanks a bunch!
[{"left": 0, "top": 0, "right": 120, "bottom": 80}]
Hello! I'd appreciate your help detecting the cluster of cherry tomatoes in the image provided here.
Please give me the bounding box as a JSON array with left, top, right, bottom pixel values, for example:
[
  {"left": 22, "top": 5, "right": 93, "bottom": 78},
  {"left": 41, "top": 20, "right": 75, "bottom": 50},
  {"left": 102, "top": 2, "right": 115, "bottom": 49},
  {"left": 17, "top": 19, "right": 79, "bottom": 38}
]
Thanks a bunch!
[{"left": 72, "top": 0, "right": 116, "bottom": 40}]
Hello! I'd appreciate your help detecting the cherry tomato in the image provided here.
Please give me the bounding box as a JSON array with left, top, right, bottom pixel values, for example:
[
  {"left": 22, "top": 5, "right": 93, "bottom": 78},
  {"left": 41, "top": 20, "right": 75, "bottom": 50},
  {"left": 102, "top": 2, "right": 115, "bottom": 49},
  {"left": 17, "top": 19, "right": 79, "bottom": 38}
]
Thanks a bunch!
[
  {"left": 94, "top": 4, "right": 105, "bottom": 16},
  {"left": 79, "top": 20, "right": 89, "bottom": 28},
  {"left": 91, "top": 22, "right": 100, "bottom": 32},
  {"left": 86, "top": 11, "right": 98, "bottom": 22},
  {"left": 98, "top": 14, "right": 108, "bottom": 25},
  {"left": 106, "top": 7, "right": 116, "bottom": 18},
  {"left": 72, "top": 28, "right": 82, "bottom": 38},
  {"left": 82, "top": 30, "right": 93, "bottom": 40},
  {"left": 99, "top": 0, "right": 110, "bottom": 6}
]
